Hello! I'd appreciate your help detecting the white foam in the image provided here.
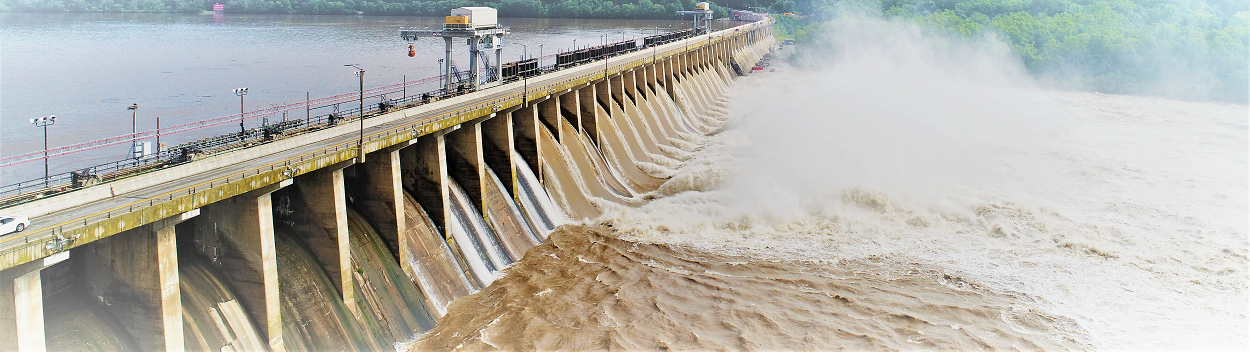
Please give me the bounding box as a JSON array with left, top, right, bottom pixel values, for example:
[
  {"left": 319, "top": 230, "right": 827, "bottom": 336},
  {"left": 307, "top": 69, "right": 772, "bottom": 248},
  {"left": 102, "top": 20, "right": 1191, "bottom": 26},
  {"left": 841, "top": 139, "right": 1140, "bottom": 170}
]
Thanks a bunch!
[{"left": 602, "top": 15, "right": 1248, "bottom": 349}]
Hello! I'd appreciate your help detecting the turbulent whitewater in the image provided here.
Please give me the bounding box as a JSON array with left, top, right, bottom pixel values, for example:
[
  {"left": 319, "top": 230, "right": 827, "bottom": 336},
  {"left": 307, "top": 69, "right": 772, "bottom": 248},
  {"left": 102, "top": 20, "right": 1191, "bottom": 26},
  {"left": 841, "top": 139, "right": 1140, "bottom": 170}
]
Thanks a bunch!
[{"left": 410, "top": 17, "right": 1247, "bottom": 351}]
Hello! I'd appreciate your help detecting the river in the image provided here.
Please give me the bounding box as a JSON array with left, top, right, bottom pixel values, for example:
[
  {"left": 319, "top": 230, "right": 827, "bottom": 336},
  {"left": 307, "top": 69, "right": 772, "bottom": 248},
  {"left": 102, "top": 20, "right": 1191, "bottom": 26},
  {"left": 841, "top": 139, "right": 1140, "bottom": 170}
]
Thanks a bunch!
[{"left": 0, "top": 13, "right": 685, "bottom": 183}]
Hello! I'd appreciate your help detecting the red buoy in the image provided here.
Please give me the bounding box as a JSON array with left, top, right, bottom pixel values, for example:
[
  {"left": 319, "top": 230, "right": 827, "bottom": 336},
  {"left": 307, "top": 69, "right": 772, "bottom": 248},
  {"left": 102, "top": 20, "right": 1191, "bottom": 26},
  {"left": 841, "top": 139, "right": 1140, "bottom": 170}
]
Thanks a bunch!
[{"left": 408, "top": 45, "right": 415, "bottom": 57}]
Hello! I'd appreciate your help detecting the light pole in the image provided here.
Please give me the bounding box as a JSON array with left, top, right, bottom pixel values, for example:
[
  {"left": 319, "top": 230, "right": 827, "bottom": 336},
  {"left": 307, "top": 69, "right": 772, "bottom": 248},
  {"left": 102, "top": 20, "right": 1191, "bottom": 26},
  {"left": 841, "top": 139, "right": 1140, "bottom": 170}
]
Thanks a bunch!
[
  {"left": 538, "top": 44, "right": 544, "bottom": 65},
  {"left": 233, "top": 87, "right": 248, "bottom": 135},
  {"left": 438, "top": 59, "right": 445, "bottom": 92},
  {"left": 345, "top": 64, "right": 365, "bottom": 154},
  {"left": 127, "top": 103, "right": 139, "bottom": 159},
  {"left": 30, "top": 115, "right": 56, "bottom": 185}
]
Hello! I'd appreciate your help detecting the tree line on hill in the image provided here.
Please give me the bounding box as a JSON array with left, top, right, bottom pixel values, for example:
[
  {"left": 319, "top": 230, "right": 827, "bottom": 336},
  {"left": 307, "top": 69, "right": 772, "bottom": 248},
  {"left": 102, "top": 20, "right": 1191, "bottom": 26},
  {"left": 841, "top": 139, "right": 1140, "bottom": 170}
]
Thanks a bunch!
[{"left": 771, "top": 0, "right": 1247, "bottom": 103}]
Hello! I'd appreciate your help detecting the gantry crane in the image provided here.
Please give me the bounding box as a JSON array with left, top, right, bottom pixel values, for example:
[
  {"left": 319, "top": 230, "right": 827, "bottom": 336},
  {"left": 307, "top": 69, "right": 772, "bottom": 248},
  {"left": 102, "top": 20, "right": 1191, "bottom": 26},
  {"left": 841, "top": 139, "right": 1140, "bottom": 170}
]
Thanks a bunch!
[
  {"left": 401, "top": 7, "right": 510, "bottom": 93},
  {"left": 677, "top": 2, "right": 714, "bottom": 35}
]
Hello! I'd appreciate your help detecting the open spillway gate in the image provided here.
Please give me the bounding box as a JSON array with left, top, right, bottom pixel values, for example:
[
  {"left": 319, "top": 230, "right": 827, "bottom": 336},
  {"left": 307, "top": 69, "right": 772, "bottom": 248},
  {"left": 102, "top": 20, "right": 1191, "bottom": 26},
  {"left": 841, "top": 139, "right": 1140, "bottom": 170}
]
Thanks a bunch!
[{"left": 0, "top": 19, "right": 774, "bottom": 352}]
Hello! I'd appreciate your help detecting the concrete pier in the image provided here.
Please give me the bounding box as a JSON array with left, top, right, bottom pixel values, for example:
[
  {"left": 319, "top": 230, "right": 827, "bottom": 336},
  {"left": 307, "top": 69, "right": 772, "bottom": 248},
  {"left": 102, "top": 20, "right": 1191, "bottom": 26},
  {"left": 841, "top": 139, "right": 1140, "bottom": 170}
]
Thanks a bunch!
[
  {"left": 288, "top": 164, "right": 355, "bottom": 315},
  {"left": 80, "top": 211, "right": 195, "bottom": 352},
  {"left": 0, "top": 259, "right": 57, "bottom": 352},
  {"left": 356, "top": 148, "right": 407, "bottom": 261},
  {"left": 191, "top": 186, "right": 288, "bottom": 352}
]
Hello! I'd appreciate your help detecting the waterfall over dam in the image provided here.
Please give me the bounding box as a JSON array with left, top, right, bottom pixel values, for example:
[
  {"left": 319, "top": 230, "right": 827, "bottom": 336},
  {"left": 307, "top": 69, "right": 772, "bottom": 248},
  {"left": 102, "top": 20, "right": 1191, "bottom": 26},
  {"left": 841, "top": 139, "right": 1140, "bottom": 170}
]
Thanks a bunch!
[{"left": 0, "top": 19, "right": 775, "bottom": 351}]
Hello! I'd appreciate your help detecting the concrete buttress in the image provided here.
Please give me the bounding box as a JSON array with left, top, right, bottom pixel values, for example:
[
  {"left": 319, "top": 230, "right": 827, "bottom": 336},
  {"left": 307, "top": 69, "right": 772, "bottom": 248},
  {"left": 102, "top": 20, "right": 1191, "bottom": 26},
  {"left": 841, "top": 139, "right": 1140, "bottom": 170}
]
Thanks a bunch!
[
  {"left": 80, "top": 211, "right": 194, "bottom": 352},
  {"left": 481, "top": 111, "right": 516, "bottom": 199},
  {"left": 355, "top": 147, "right": 407, "bottom": 263},
  {"left": 445, "top": 123, "right": 484, "bottom": 215},
  {"left": 290, "top": 165, "right": 356, "bottom": 316},
  {"left": 0, "top": 258, "right": 56, "bottom": 352},
  {"left": 191, "top": 187, "right": 287, "bottom": 352},
  {"left": 578, "top": 85, "right": 599, "bottom": 146},
  {"left": 512, "top": 104, "right": 541, "bottom": 185}
]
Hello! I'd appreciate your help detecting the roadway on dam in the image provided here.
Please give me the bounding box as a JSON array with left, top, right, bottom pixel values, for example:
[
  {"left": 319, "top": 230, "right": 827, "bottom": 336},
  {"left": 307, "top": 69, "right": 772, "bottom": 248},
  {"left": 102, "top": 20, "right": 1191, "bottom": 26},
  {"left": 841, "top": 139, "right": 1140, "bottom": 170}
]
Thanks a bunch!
[{"left": 7, "top": 84, "right": 521, "bottom": 239}]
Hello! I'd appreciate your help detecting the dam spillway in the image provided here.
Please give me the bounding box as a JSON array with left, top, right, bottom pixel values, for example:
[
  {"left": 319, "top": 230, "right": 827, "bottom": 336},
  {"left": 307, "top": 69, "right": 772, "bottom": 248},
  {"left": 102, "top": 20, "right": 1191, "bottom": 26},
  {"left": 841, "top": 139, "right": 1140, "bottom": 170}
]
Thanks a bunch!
[{"left": 0, "top": 19, "right": 774, "bottom": 351}]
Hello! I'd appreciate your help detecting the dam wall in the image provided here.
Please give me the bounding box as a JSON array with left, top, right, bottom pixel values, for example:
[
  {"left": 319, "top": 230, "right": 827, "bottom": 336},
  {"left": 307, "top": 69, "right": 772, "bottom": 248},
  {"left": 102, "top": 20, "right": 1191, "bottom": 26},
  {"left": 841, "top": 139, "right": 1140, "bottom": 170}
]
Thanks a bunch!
[{"left": 0, "top": 19, "right": 774, "bottom": 351}]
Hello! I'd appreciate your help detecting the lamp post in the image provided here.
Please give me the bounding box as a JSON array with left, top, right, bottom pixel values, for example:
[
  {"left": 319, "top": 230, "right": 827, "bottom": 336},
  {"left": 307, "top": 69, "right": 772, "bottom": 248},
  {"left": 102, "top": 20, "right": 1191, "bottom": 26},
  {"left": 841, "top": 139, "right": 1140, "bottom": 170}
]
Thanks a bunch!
[
  {"left": 127, "top": 103, "right": 139, "bottom": 159},
  {"left": 30, "top": 115, "right": 56, "bottom": 185},
  {"left": 345, "top": 64, "right": 365, "bottom": 155},
  {"left": 233, "top": 87, "right": 248, "bottom": 135},
  {"left": 437, "top": 59, "right": 445, "bottom": 93},
  {"left": 538, "top": 44, "right": 544, "bottom": 66}
]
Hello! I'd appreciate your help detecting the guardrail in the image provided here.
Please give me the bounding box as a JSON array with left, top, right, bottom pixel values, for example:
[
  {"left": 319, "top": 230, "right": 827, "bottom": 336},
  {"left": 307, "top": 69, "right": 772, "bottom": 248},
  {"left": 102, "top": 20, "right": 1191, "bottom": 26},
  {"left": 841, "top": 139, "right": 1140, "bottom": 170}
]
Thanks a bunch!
[{"left": 0, "top": 19, "right": 773, "bottom": 271}]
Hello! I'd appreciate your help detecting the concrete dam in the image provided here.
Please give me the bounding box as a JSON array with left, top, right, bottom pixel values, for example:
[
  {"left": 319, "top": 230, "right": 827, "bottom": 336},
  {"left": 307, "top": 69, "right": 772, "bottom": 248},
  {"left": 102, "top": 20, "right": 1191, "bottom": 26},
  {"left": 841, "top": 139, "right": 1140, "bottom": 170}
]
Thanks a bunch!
[{"left": 0, "top": 18, "right": 774, "bottom": 351}]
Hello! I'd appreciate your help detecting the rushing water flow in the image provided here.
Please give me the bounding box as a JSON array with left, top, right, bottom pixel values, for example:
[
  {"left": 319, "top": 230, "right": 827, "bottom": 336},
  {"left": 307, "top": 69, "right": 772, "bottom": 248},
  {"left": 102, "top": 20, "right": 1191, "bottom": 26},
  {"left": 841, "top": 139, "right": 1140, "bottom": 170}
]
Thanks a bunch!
[
  {"left": 346, "top": 206, "right": 438, "bottom": 343},
  {"left": 513, "top": 151, "right": 566, "bottom": 238},
  {"left": 412, "top": 16, "right": 1248, "bottom": 351},
  {"left": 483, "top": 164, "right": 543, "bottom": 259},
  {"left": 447, "top": 179, "right": 505, "bottom": 285},
  {"left": 401, "top": 191, "right": 477, "bottom": 316},
  {"left": 274, "top": 228, "right": 383, "bottom": 351},
  {"left": 450, "top": 179, "right": 514, "bottom": 270}
]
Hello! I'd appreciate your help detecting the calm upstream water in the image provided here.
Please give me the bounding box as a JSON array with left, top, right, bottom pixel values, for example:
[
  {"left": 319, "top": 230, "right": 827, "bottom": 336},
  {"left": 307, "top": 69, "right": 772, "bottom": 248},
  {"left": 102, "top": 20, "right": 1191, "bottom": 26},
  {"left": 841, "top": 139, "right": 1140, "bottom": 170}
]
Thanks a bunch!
[{"left": 0, "top": 13, "right": 682, "bottom": 183}]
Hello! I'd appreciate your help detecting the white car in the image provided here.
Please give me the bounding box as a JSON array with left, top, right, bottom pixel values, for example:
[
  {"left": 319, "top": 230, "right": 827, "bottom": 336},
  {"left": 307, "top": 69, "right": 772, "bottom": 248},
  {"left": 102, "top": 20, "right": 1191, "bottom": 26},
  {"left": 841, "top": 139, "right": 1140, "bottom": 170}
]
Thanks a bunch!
[{"left": 0, "top": 216, "right": 31, "bottom": 235}]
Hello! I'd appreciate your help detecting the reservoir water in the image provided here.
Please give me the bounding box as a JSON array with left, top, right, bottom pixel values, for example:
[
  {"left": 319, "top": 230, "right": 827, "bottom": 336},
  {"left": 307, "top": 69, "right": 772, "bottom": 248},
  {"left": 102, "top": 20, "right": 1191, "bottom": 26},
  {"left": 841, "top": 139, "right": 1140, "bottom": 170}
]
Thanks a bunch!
[{"left": 0, "top": 13, "right": 683, "bottom": 183}]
